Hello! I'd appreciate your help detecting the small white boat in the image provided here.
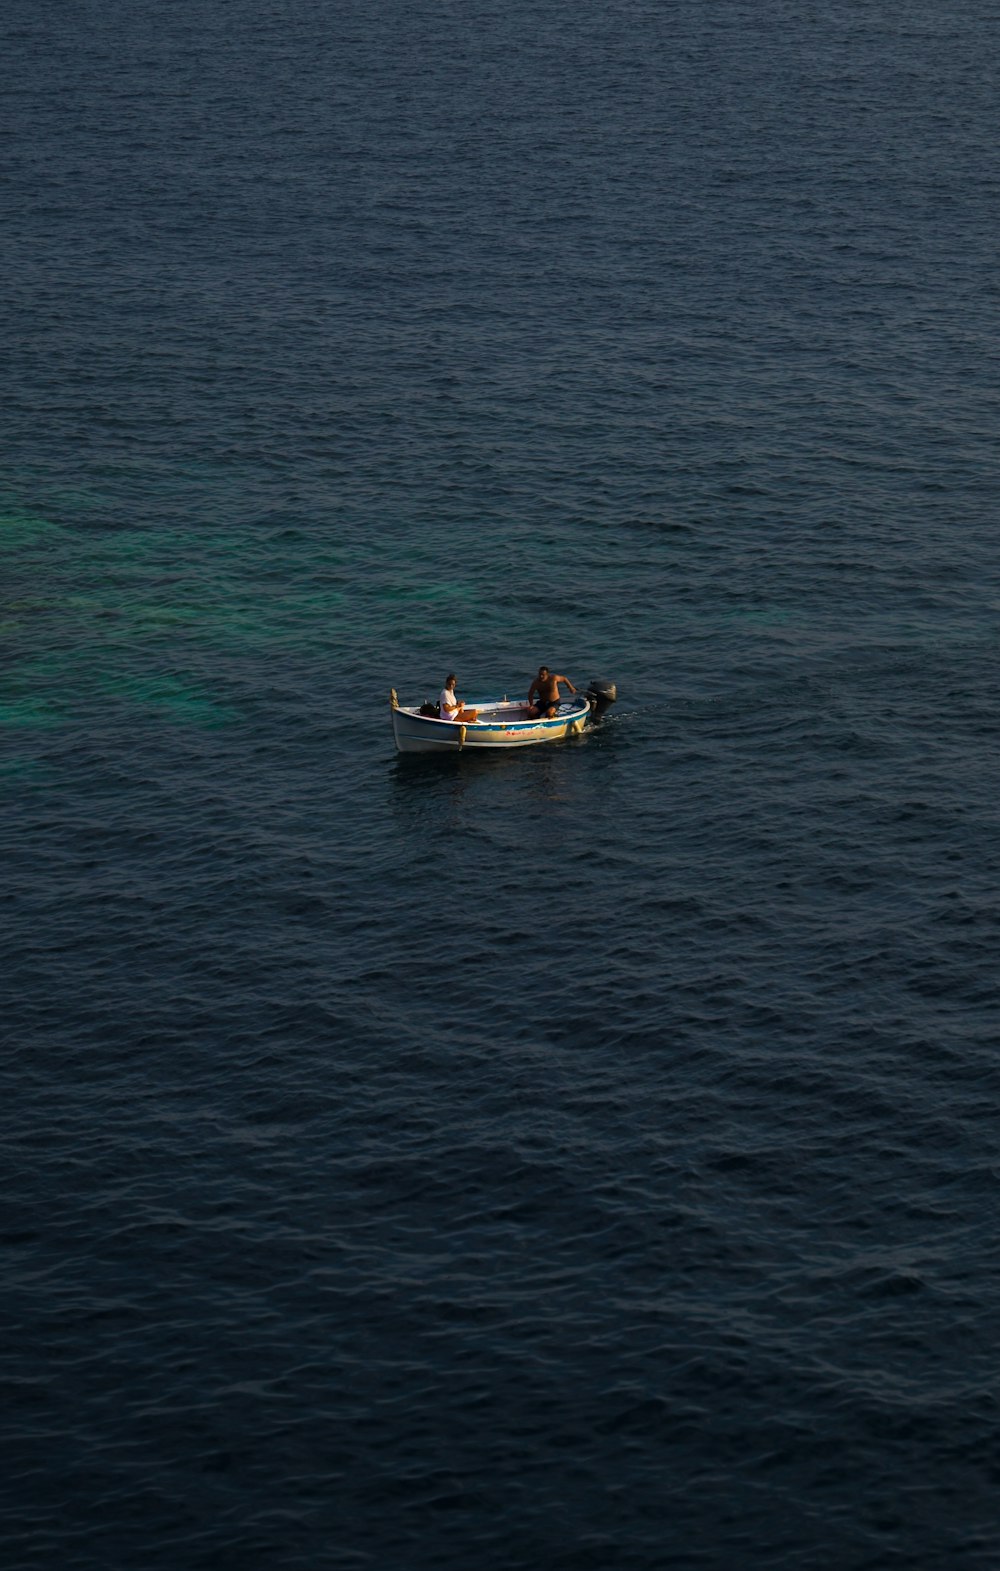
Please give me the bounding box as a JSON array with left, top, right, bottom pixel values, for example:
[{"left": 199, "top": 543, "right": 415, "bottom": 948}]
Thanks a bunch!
[{"left": 390, "top": 688, "right": 596, "bottom": 753}]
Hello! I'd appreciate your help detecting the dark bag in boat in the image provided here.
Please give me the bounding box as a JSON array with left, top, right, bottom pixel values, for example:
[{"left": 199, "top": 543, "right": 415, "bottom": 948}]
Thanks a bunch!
[{"left": 419, "top": 701, "right": 439, "bottom": 718}]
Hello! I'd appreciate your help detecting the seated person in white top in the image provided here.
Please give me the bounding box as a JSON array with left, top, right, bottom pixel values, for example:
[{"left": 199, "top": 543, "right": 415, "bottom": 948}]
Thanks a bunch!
[{"left": 439, "top": 674, "right": 462, "bottom": 720}]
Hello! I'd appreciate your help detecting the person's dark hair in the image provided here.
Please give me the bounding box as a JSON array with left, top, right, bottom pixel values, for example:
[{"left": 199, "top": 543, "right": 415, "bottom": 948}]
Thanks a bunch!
[{"left": 446, "top": 673, "right": 456, "bottom": 684}]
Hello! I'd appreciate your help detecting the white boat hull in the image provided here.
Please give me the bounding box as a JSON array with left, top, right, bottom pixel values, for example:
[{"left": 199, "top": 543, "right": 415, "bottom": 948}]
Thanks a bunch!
[{"left": 390, "top": 692, "right": 592, "bottom": 753}]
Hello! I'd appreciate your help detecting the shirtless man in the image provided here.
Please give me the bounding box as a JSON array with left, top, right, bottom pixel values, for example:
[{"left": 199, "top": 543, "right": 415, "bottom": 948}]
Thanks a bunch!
[{"left": 527, "top": 665, "right": 577, "bottom": 718}]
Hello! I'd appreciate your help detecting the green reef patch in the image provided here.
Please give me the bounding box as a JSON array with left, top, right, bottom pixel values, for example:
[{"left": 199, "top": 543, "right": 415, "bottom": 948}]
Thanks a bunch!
[
  {"left": 0, "top": 696, "right": 65, "bottom": 728},
  {"left": 0, "top": 492, "right": 468, "bottom": 732},
  {"left": 0, "top": 508, "right": 66, "bottom": 548},
  {"left": 95, "top": 672, "right": 237, "bottom": 726}
]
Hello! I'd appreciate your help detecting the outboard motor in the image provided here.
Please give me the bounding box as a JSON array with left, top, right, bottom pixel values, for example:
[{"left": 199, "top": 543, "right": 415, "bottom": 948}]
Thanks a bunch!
[{"left": 585, "top": 678, "right": 617, "bottom": 718}]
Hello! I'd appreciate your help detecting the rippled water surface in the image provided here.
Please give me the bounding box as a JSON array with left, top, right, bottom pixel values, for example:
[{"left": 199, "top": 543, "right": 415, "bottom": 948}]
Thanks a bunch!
[{"left": 3, "top": 2, "right": 1000, "bottom": 1567}]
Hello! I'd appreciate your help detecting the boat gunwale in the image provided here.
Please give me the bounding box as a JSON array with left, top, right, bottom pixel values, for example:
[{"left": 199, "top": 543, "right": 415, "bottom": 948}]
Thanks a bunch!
[{"left": 395, "top": 694, "right": 590, "bottom": 733}]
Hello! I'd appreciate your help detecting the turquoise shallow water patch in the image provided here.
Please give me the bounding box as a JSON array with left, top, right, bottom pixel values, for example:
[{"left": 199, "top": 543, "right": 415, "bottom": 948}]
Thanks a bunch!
[
  {"left": 0, "top": 500, "right": 351, "bottom": 728},
  {"left": 0, "top": 697, "right": 65, "bottom": 729},
  {"left": 93, "top": 672, "right": 238, "bottom": 726}
]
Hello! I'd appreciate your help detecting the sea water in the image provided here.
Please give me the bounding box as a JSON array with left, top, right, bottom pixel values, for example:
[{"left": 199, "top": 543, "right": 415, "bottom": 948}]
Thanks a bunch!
[{"left": 3, "top": 2, "right": 999, "bottom": 1566}]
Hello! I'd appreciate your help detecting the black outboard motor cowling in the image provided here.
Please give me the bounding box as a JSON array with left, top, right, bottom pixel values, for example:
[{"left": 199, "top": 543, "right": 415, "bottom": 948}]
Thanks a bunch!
[{"left": 585, "top": 678, "right": 617, "bottom": 717}]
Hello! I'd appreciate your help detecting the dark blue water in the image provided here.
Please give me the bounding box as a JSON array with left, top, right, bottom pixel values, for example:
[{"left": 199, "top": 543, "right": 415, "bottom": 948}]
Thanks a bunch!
[{"left": 3, "top": 2, "right": 999, "bottom": 1566}]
